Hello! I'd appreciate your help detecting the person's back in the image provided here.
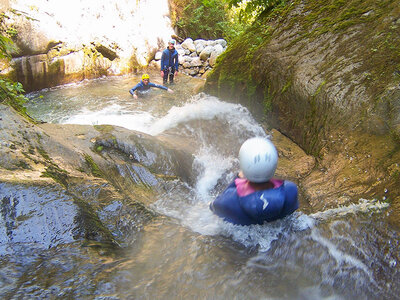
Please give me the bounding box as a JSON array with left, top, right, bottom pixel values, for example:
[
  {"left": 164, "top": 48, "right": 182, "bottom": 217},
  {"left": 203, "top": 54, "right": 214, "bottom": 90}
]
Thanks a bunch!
[{"left": 210, "top": 137, "right": 299, "bottom": 225}]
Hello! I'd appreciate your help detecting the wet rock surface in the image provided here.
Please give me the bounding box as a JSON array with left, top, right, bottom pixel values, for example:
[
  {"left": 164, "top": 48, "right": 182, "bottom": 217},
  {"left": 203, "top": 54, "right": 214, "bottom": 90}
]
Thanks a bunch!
[{"left": 0, "top": 104, "right": 195, "bottom": 253}]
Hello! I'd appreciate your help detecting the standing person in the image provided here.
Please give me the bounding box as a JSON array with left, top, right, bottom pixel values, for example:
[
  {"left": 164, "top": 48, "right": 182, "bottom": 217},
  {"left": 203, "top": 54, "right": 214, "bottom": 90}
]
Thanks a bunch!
[
  {"left": 129, "top": 74, "right": 173, "bottom": 99},
  {"left": 161, "top": 39, "right": 179, "bottom": 84},
  {"left": 210, "top": 137, "right": 299, "bottom": 225}
]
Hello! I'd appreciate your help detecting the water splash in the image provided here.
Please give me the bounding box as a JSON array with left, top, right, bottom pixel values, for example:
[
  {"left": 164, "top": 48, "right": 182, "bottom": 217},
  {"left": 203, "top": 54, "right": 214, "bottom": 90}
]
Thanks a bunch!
[
  {"left": 63, "top": 104, "right": 155, "bottom": 133},
  {"left": 59, "top": 93, "right": 266, "bottom": 139},
  {"left": 148, "top": 94, "right": 265, "bottom": 136},
  {"left": 193, "top": 146, "right": 236, "bottom": 202},
  {"left": 310, "top": 199, "right": 389, "bottom": 220}
]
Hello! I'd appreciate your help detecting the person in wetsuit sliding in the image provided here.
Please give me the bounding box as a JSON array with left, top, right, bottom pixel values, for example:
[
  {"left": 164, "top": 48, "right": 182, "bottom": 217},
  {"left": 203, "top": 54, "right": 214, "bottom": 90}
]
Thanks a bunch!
[{"left": 210, "top": 137, "right": 299, "bottom": 225}]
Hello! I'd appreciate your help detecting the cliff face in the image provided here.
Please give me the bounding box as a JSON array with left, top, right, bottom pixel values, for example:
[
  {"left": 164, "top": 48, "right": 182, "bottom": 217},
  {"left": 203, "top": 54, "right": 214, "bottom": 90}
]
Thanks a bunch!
[
  {"left": 206, "top": 0, "right": 400, "bottom": 220},
  {"left": 1, "top": 0, "right": 175, "bottom": 91}
]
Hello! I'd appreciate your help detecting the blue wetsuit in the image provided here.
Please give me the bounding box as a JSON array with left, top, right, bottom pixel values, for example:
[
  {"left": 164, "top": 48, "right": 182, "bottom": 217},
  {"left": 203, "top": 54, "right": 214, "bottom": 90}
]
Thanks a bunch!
[
  {"left": 129, "top": 80, "right": 168, "bottom": 96},
  {"left": 210, "top": 178, "right": 299, "bottom": 225},
  {"left": 161, "top": 48, "right": 179, "bottom": 84}
]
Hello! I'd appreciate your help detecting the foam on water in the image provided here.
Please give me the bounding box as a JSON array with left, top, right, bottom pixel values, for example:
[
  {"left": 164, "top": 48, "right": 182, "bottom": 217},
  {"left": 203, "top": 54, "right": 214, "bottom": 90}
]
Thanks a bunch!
[
  {"left": 147, "top": 94, "right": 265, "bottom": 136},
  {"left": 162, "top": 148, "right": 390, "bottom": 252},
  {"left": 23, "top": 77, "right": 399, "bottom": 298},
  {"left": 176, "top": 201, "right": 313, "bottom": 252},
  {"left": 310, "top": 227, "right": 374, "bottom": 280},
  {"left": 60, "top": 93, "right": 266, "bottom": 137},
  {"left": 63, "top": 104, "right": 155, "bottom": 133},
  {"left": 310, "top": 199, "right": 389, "bottom": 220}
]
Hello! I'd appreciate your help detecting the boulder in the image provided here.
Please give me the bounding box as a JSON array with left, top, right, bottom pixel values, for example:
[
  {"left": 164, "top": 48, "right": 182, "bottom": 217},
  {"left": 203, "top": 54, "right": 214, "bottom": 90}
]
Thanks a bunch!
[
  {"left": 181, "top": 38, "right": 196, "bottom": 53},
  {"left": 215, "top": 39, "right": 227, "bottom": 48},
  {"left": 209, "top": 45, "right": 224, "bottom": 66},
  {"left": 199, "top": 46, "right": 214, "bottom": 61},
  {"left": 190, "top": 57, "right": 203, "bottom": 67},
  {"left": 195, "top": 40, "right": 207, "bottom": 54}
]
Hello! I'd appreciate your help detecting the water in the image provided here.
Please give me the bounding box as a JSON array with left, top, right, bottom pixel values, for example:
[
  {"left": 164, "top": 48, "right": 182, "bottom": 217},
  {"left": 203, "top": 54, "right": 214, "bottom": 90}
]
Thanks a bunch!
[{"left": 5, "top": 74, "right": 399, "bottom": 299}]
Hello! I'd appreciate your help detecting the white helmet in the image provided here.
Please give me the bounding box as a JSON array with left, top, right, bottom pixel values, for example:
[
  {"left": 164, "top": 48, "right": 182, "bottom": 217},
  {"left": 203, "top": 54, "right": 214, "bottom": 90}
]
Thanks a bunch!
[{"left": 239, "top": 137, "right": 278, "bottom": 183}]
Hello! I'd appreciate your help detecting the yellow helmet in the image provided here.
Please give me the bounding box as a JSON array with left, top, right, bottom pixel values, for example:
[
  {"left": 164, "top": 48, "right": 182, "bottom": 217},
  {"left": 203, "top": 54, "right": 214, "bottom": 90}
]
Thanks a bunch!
[{"left": 142, "top": 73, "right": 150, "bottom": 80}]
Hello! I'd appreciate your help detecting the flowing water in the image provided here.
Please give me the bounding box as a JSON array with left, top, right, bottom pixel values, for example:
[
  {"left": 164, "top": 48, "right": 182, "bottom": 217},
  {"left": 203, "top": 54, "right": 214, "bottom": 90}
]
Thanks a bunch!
[{"left": 4, "top": 74, "right": 399, "bottom": 299}]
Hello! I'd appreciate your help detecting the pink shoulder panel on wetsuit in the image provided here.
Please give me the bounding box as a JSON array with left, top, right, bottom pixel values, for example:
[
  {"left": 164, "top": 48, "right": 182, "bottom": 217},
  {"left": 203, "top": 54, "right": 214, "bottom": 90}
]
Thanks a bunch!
[{"left": 235, "top": 178, "right": 283, "bottom": 197}]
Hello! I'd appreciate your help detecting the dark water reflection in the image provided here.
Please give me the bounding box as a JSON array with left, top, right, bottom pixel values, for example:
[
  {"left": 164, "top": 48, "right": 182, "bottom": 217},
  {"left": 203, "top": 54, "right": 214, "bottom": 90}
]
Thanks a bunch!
[{"left": 2, "top": 212, "right": 398, "bottom": 299}]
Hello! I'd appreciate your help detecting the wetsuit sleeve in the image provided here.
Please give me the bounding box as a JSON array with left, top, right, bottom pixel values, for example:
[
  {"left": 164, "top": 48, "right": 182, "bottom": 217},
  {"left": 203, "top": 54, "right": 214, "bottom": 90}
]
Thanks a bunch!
[
  {"left": 174, "top": 51, "right": 179, "bottom": 70},
  {"left": 148, "top": 82, "right": 168, "bottom": 90},
  {"left": 129, "top": 83, "right": 141, "bottom": 95},
  {"left": 280, "top": 181, "right": 299, "bottom": 217},
  {"left": 210, "top": 180, "right": 236, "bottom": 214},
  {"left": 161, "top": 50, "right": 166, "bottom": 70}
]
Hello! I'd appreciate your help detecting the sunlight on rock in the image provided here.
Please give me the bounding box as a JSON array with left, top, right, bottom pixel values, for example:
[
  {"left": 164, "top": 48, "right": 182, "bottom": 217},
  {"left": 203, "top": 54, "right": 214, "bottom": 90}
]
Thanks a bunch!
[{"left": 9, "top": 0, "right": 174, "bottom": 65}]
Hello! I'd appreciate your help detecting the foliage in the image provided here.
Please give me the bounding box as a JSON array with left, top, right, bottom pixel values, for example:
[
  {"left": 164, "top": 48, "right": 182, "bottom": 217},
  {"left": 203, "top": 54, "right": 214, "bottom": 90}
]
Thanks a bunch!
[
  {"left": 171, "top": 0, "right": 243, "bottom": 41},
  {"left": 0, "top": 11, "right": 29, "bottom": 117},
  {"left": 0, "top": 12, "right": 17, "bottom": 58},
  {"left": 0, "top": 78, "right": 27, "bottom": 110},
  {"left": 226, "top": 0, "right": 286, "bottom": 23}
]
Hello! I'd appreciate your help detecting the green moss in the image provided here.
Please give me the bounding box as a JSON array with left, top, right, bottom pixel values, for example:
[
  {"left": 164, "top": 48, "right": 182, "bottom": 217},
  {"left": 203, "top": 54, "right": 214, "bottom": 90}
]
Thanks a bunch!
[
  {"left": 207, "top": 0, "right": 400, "bottom": 157},
  {"left": 72, "top": 196, "right": 118, "bottom": 251},
  {"left": 15, "top": 160, "right": 31, "bottom": 170},
  {"left": 36, "top": 146, "right": 51, "bottom": 161},
  {"left": 313, "top": 81, "right": 327, "bottom": 97},
  {"left": 16, "top": 214, "right": 33, "bottom": 222},
  {"left": 83, "top": 154, "right": 103, "bottom": 178},
  {"left": 41, "top": 165, "right": 69, "bottom": 187},
  {"left": 263, "top": 89, "right": 273, "bottom": 114},
  {"left": 207, "top": 23, "right": 273, "bottom": 101},
  {"left": 48, "top": 59, "right": 64, "bottom": 74},
  {"left": 94, "top": 124, "right": 114, "bottom": 134},
  {"left": 281, "top": 80, "right": 292, "bottom": 93}
]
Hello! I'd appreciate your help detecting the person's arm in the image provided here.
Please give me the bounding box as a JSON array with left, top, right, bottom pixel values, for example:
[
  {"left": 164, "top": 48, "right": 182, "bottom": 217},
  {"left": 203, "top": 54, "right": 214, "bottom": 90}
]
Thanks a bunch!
[
  {"left": 174, "top": 51, "right": 179, "bottom": 74},
  {"left": 130, "top": 82, "right": 144, "bottom": 99},
  {"left": 160, "top": 51, "right": 166, "bottom": 77},
  {"left": 148, "top": 82, "right": 168, "bottom": 91},
  {"left": 129, "top": 83, "right": 141, "bottom": 96},
  {"left": 160, "top": 51, "right": 166, "bottom": 71}
]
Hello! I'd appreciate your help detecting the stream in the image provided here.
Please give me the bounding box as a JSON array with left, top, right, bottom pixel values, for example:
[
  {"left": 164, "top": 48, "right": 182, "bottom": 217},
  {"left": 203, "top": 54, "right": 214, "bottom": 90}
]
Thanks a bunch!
[{"left": 2, "top": 74, "right": 399, "bottom": 299}]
